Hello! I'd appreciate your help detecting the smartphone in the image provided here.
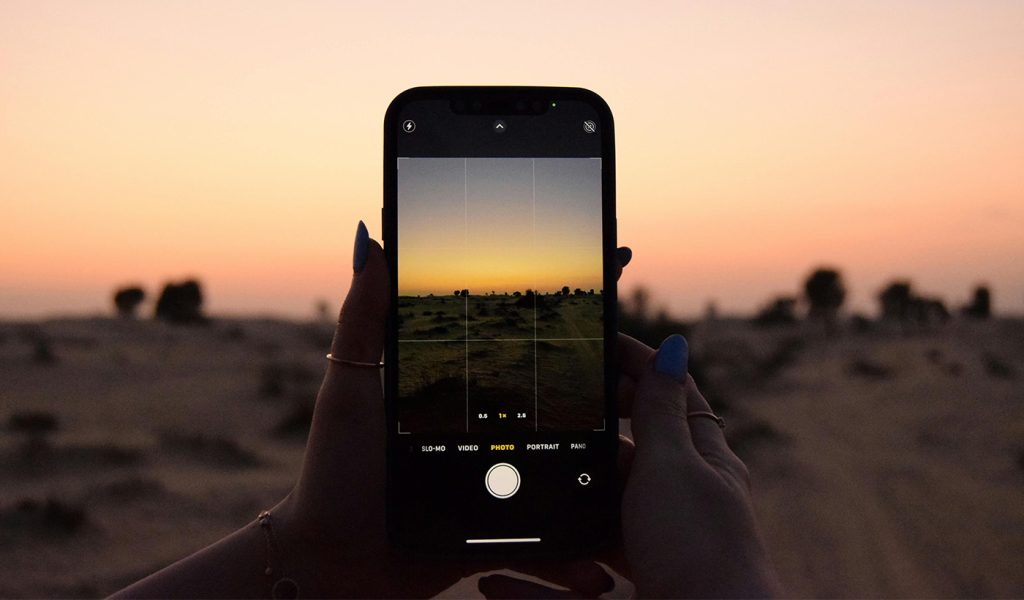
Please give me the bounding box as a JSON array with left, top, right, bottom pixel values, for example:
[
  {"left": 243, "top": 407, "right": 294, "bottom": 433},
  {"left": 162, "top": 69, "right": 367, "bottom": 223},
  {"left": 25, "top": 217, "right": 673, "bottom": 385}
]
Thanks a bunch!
[{"left": 383, "top": 87, "right": 617, "bottom": 555}]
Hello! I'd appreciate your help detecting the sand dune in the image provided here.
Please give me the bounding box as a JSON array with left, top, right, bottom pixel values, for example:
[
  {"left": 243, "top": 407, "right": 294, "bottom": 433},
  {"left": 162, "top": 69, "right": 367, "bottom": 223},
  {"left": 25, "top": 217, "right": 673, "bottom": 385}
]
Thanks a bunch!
[{"left": 1, "top": 317, "right": 1021, "bottom": 597}]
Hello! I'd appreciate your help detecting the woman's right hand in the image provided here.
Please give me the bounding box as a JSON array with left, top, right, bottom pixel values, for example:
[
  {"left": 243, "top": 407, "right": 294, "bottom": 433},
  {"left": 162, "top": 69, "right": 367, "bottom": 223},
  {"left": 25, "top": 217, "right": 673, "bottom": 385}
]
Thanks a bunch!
[{"left": 619, "top": 334, "right": 781, "bottom": 598}]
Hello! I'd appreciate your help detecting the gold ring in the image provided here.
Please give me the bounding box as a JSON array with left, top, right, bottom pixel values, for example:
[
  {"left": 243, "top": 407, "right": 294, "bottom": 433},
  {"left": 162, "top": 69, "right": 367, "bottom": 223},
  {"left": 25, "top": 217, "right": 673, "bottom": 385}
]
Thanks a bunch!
[{"left": 325, "top": 353, "right": 384, "bottom": 368}]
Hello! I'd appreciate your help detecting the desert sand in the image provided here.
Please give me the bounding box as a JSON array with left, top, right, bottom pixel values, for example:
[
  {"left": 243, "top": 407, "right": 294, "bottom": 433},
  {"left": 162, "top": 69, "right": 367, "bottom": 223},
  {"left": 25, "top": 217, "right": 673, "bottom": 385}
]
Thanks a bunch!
[{"left": 1, "top": 316, "right": 1022, "bottom": 597}]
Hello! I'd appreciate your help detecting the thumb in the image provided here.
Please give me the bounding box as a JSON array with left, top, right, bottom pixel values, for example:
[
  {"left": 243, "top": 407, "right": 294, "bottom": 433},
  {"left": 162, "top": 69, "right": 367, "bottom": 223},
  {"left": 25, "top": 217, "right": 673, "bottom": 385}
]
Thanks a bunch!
[{"left": 630, "top": 335, "right": 699, "bottom": 459}]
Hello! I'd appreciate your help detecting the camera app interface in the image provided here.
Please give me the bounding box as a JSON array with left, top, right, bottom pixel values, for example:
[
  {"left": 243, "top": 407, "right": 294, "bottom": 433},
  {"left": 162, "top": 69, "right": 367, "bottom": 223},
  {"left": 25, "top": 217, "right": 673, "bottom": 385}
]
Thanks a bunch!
[{"left": 397, "top": 157, "right": 604, "bottom": 434}]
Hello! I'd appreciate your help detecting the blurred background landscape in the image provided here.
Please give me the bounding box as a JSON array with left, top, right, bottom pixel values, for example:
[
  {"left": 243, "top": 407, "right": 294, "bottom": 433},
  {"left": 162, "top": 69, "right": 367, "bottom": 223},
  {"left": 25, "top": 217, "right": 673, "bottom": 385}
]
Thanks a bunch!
[{"left": 1, "top": 1, "right": 1022, "bottom": 597}]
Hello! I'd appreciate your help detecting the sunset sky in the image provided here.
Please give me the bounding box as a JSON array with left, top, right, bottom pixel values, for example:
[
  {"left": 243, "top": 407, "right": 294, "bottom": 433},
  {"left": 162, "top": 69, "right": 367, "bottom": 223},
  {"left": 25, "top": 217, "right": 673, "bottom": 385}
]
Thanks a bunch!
[
  {"left": 1, "top": 1, "right": 1022, "bottom": 318},
  {"left": 398, "top": 158, "right": 602, "bottom": 296}
]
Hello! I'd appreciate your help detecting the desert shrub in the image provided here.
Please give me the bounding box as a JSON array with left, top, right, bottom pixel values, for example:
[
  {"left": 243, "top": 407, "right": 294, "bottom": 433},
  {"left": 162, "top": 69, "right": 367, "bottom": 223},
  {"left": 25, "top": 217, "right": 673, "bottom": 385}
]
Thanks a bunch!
[
  {"left": 8, "top": 411, "right": 59, "bottom": 434},
  {"left": 962, "top": 286, "right": 991, "bottom": 319},
  {"left": 221, "top": 324, "right": 246, "bottom": 341},
  {"left": 113, "top": 286, "right": 146, "bottom": 318},
  {"left": 847, "top": 358, "right": 894, "bottom": 380},
  {"left": 879, "top": 281, "right": 913, "bottom": 320},
  {"left": 753, "top": 296, "right": 798, "bottom": 327},
  {"left": 878, "top": 280, "right": 950, "bottom": 326},
  {"left": 154, "top": 279, "right": 206, "bottom": 324},
  {"left": 31, "top": 338, "right": 57, "bottom": 365},
  {"left": 2, "top": 497, "right": 88, "bottom": 535},
  {"left": 259, "top": 363, "right": 287, "bottom": 398},
  {"left": 982, "top": 352, "right": 1014, "bottom": 379},
  {"left": 804, "top": 268, "right": 846, "bottom": 321},
  {"left": 849, "top": 313, "right": 873, "bottom": 333}
]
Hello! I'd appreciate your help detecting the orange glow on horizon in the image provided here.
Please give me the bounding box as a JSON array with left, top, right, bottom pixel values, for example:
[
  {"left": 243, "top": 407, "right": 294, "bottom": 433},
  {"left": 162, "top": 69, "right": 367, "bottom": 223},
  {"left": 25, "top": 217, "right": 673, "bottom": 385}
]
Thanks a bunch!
[{"left": 2, "top": 1, "right": 1023, "bottom": 318}]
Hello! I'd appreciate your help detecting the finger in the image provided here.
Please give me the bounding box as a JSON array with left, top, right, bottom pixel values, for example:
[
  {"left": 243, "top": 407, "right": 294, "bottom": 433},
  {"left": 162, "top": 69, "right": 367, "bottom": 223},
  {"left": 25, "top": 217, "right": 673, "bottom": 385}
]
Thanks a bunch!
[
  {"left": 615, "top": 246, "right": 632, "bottom": 282},
  {"left": 683, "top": 376, "right": 749, "bottom": 485},
  {"left": 478, "top": 574, "right": 581, "bottom": 599},
  {"left": 617, "top": 373, "right": 637, "bottom": 418},
  {"left": 629, "top": 335, "right": 699, "bottom": 458},
  {"left": 506, "top": 560, "right": 614, "bottom": 597},
  {"left": 617, "top": 332, "right": 654, "bottom": 382},
  {"left": 617, "top": 434, "right": 636, "bottom": 490}
]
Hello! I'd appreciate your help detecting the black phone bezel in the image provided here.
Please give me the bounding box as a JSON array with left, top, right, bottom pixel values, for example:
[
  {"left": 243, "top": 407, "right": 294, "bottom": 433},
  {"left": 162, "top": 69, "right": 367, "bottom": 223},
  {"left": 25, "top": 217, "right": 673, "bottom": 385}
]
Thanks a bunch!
[{"left": 382, "top": 86, "right": 618, "bottom": 556}]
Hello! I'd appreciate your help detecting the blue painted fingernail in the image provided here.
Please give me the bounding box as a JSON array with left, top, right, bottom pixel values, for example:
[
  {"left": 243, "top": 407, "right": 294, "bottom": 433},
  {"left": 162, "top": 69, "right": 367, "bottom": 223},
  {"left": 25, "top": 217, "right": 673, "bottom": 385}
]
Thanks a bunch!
[
  {"left": 655, "top": 334, "right": 689, "bottom": 382},
  {"left": 353, "top": 220, "right": 369, "bottom": 272},
  {"left": 616, "top": 246, "right": 633, "bottom": 267}
]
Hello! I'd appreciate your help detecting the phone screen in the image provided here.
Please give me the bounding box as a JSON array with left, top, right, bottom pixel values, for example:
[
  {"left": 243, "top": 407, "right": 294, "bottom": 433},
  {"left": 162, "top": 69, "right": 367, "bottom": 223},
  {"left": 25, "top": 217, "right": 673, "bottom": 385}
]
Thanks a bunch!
[{"left": 384, "top": 88, "right": 617, "bottom": 554}]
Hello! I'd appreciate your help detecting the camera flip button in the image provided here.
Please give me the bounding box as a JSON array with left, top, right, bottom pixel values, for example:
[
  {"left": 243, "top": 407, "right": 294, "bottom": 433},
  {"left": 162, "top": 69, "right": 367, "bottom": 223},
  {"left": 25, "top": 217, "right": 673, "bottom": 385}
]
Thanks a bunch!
[{"left": 485, "top": 463, "right": 520, "bottom": 499}]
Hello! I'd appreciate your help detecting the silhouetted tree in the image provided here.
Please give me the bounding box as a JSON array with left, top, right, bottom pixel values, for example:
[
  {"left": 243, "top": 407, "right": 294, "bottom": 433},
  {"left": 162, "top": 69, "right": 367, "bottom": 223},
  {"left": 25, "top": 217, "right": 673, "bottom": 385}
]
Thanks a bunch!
[
  {"left": 453, "top": 290, "right": 460, "bottom": 297},
  {"left": 588, "top": 289, "right": 595, "bottom": 295},
  {"left": 574, "top": 288, "right": 583, "bottom": 296},
  {"left": 459, "top": 289, "right": 469, "bottom": 298},
  {"left": 155, "top": 279, "right": 206, "bottom": 324},
  {"left": 879, "top": 282, "right": 913, "bottom": 320},
  {"left": 804, "top": 268, "right": 846, "bottom": 321},
  {"left": 630, "top": 287, "right": 650, "bottom": 320},
  {"left": 962, "top": 285, "right": 991, "bottom": 319},
  {"left": 916, "top": 298, "right": 951, "bottom": 324},
  {"left": 512, "top": 291, "right": 521, "bottom": 297},
  {"left": 113, "top": 286, "right": 146, "bottom": 318},
  {"left": 753, "top": 296, "right": 798, "bottom": 327},
  {"left": 561, "top": 286, "right": 571, "bottom": 296},
  {"left": 314, "top": 299, "right": 330, "bottom": 322}
]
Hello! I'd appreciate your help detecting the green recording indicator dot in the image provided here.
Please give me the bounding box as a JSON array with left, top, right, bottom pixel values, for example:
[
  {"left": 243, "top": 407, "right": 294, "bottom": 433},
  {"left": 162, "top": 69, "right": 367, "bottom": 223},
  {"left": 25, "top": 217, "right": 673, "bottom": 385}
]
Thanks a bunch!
[{"left": 550, "top": 102, "right": 557, "bottom": 108}]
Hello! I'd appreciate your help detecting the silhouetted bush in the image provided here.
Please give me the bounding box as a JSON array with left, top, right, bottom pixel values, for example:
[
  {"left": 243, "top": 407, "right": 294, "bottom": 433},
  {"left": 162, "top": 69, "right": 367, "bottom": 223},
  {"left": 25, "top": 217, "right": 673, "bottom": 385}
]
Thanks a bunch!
[
  {"left": 31, "top": 338, "right": 57, "bottom": 365},
  {"left": 962, "top": 286, "right": 992, "bottom": 319},
  {"left": 982, "top": 352, "right": 1014, "bottom": 379},
  {"left": 804, "top": 268, "right": 846, "bottom": 321},
  {"left": 753, "top": 296, "right": 798, "bottom": 327},
  {"left": 8, "top": 411, "right": 59, "bottom": 434},
  {"left": 879, "top": 281, "right": 912, "bottom": 320},
  {"left": 849, "top": 313, "right": 873, "bottom": 333},
  {"left": 913, "top": 298, "right": 951, "bottom": 324},
  {"left": 154, "top": 279, "right": 206, "bottom": 324},
  {"left": 113, "top": 286, "right": 145, "bottom": 318},
  {"left": 878, "top": 280, "right": 950, "bottom": 326},
  {"left": 847, "top": 358, "right": 894, "bottom": 380},
  {"left": 1, "top": 497, "right": 88, "bottom": 535}
]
